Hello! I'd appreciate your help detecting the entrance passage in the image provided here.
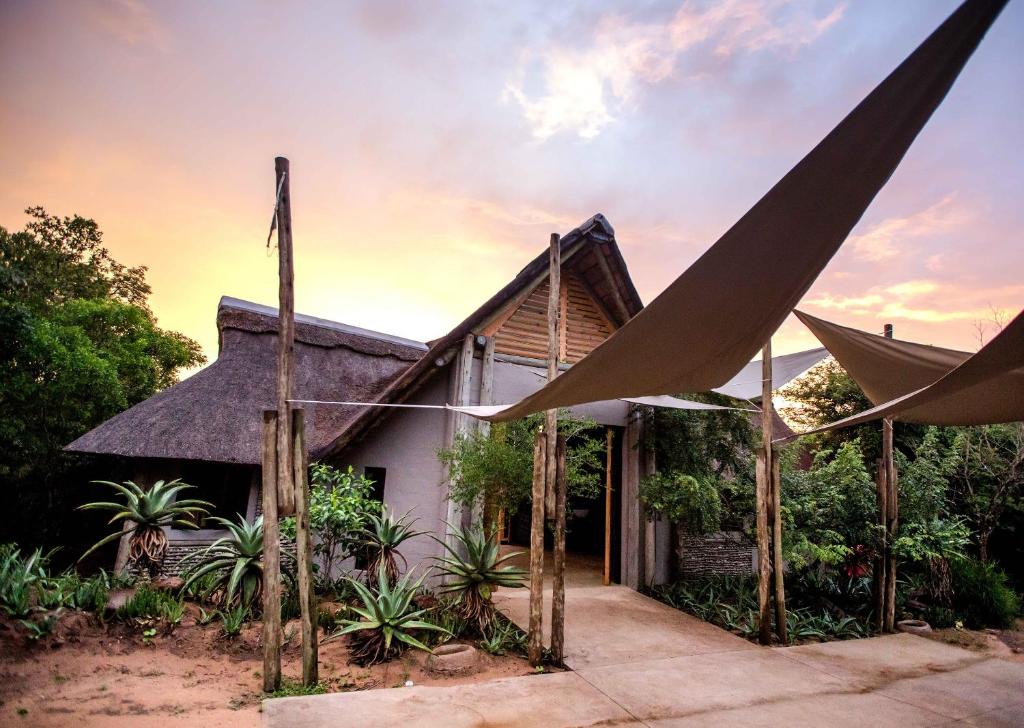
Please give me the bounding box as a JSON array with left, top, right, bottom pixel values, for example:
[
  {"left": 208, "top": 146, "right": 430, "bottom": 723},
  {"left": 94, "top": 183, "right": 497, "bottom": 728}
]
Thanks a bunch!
[{"left": 506, "top": 425, "right": 622, "bottom": 585}]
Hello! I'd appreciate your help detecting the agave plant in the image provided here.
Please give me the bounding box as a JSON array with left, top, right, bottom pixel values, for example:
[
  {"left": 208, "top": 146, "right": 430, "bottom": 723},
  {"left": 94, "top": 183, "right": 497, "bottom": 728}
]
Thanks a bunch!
[
  {"left": 328, "top": 562, "right": 446, "bottom": 666},
  {"left": 180, "top": 515, "right": 295, "bottom": 611},
  {"left": 358, "top": 509, "right": 425, "bottom": 587},
  {"left": 79, "top": 479, "right": 211, "bottom": 578},
  {"left": 433, "top": 525, "right": 527, "bottom": 632}
]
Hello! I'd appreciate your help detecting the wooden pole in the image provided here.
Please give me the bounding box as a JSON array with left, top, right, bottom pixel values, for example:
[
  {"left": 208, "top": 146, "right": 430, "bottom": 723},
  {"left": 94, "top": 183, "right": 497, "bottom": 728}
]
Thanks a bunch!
[
  {"left": 292, "top": 408, "right": 317, "bottom": 686},
  {"left": 873, "top": 458, "right": 888, "bottom": 632},
  {"left": 274, "top": 157, "right": 296, "bottom": 517},
  {"left": 771, "top": 449, "right": 787, "bottom": 643},
  {"left": 479, "top": 336, "right": 496, "bottom": 532},
  {"left": 544, "top": 233, "right": 561, "bottom": 519},
  {"left": 527, "top": 431, "right": 546, "bottom": 666},
  {"left": 755, "top": 342, "right": 773, "bottom": 644},
  {"left": 261, "top": 410, "right": 282, "bottom": 691},
  {"left": 550, "top": 435, "right": 568, "bottom": 664},
  {"left": 878, "top": 322, "right": 896, "bottom": 633},
  {"left": 603, "top": 428, "right": 613, "bottom": 587},
  {"left": 644, "top": 430, "right": 657, "bottom": 589},
  {"left": 883, "top": 420, "right": 898, "bottom": 633}
]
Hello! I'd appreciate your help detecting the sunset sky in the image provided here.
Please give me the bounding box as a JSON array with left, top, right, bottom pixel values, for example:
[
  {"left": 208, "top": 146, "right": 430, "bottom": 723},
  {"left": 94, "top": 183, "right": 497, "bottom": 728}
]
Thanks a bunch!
[{"left": 1, "top": 0, "right": 1021, "bottom": 370}]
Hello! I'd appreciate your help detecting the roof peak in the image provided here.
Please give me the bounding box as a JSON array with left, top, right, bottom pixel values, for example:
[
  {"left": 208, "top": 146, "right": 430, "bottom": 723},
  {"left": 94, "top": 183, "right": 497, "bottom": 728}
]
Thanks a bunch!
[{"left": 217, "top": 296, "right": 427, "bottom": 351}]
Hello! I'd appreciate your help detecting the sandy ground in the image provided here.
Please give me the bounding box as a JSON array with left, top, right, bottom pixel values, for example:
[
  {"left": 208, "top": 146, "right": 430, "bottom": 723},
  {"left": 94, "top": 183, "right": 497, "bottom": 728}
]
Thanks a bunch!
[{"left": 0, "top": 607, "right": 533, "bottom": 728}]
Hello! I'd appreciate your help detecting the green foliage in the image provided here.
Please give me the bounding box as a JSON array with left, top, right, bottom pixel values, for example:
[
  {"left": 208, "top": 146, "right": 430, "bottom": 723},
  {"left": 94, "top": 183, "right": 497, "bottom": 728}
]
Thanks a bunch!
[
  {"left": 0, "top": 544, "right": 50, "bottom": 618},
  {"left": 19, "top": 610, "right": 61, "bottom": 641},
  {"left": 437, "top": 411, "right": 604, "bottom": 517},
  {"left": 650, "top": 392, "right": 756, "bottom": 481},
  {"left": 1, "top": 208, "right": 205, "bottom": 552},
  {"left": 219, "top": 605, "right": 249, "bottom": 638},
  {"left": 781, "top": 440, "right": 875, "bottom": 570},
  {"left": 181, "top": 515, "right": 295, "bottom": 612},
  {"left": 267, "top": 679, "right": 328, "bottom": 698},
  {"left": 115, "top": 584, "right": 175, "bottom": 622},
  {"left": 639, "top": 473, "right": 721, "bottom": 534},
  {"left": 651, "top": 575, "right": 869, "bottom": 645},
  {"left": 281, "top": 465, "right": 382, "bottom": 584},
  {"left": 79, "top": 479, "right": 211, "bottom": 577},
  {"left": 433, "top": 526, "right": 527, "bottom": 632},
  {"left": 358, "top": 509, "right": 425, "bottom": 587},
  {"left": 950, "top": 559, "right": 1021, "bottom": 629},
  {"left": 891, "top": 519, "right": 971, "bottom": 564},
  {"left": 478, "top": 613, "right": 529, "bottom": 656},
  {"left": 328, "top": 563, "right": 447, "bottom": 666}
]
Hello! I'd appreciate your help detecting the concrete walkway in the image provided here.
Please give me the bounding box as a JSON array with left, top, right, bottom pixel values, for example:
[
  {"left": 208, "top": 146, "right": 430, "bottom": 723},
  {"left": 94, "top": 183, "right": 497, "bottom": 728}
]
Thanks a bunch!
[{"left": 264, "top": 569, "right": 1024, "bottom": 727}]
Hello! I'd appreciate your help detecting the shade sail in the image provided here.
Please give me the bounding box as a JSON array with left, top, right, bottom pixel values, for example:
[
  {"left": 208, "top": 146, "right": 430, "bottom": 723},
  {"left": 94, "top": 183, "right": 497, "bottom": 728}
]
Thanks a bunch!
[
  {"left": 784, "top": 308, "right": 1024, "bottom": 438},
  {"left": 711, "top": 347, "right": 829, "bottom": 402},
  {"left": 479, "top": 0, "right": 1005, "bottom": 424},
  {"left": 449, "top": 395, "right": 753, "bottom": 421},
  {"left": 794, "top": 311, "right": 971, "bottom": 405}
]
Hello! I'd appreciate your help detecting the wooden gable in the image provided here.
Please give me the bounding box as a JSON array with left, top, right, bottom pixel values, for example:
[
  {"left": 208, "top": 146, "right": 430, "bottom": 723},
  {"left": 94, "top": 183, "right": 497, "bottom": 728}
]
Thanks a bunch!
[{"left": 486, "top": 271, "right": 615, "bottom": 364}]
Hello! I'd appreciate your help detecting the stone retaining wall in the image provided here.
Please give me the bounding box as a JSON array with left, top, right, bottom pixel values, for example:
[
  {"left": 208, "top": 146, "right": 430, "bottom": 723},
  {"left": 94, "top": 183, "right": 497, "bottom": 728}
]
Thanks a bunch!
[{"left": 676, "top": 530, "right": 756, "bottom": 577}]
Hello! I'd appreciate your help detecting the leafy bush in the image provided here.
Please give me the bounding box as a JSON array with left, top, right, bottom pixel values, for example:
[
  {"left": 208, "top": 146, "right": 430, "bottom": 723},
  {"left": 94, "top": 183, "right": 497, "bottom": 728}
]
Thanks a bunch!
[
  {"left": 433, "top": 526, "right": 527, "bottom": 633},
  {"left": 79, "top": 479, "right": 211, "bottom": 578},
  {"left": 181, "top": 515, "right": 295, "bottom": 611},
  {"left": 0, "top": 544, "right": 49, "bottom": 618},
  {"left": 950, "top": 558, "right": 1021, "bottom": 629},
  {"left": 438, "top": 412, "right": 604, "bottom": 518},
  {"left": 479, "top": 613, "right": 528, "bottom": 656},
  {"left": 281, "top": 465, "right": 382, "bottom": 584},
  {"left": 328, "top": 563, "right": 446, "bottom": 666},
  {"left": 639, "top": 473, "right": 721, "bottom": 534},
  {"left": 116, "top": 584, "right": 176, "bottom": 622}
]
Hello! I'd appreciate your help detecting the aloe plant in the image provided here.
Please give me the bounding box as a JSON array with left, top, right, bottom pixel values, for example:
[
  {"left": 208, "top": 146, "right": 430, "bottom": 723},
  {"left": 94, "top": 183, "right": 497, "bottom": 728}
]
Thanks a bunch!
[
  {"left": 328, "top": 562, "right": 446, "bottom": 666},
  {"left": 433, "top": 525, "right": 527, "bottom": 632},
  {"left": 79, "top": 479, "right": 211, "bottom": 578},
  {"left": 181, "top": 515, "right": 294, "bottom": 611},
  {"left": 358, "top": 509, "right": 425, "bottom": 587}
]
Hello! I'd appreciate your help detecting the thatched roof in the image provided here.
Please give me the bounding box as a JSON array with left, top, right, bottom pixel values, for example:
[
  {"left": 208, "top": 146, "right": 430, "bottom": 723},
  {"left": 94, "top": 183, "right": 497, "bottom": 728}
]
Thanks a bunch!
[
  {"left": 67, "top": 214, "right": 642, "bottom": 465},
  {"left": 66, "top": 297, "right": 425, "bottom": 465}
]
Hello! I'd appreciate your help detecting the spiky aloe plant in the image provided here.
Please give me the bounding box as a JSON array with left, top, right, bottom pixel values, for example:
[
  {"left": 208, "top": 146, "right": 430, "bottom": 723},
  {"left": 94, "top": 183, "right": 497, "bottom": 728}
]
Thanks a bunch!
[
  {"left": 328, "top": 562, "right": 446, "bottom": 665},
  {"left": 79, "top": 479, "right": 211, "bottom": 578},
  {"left": 433, "top": 525, "right": 527, "bottom": 633},
  {"left": 180, "top": 515, "right": 295, "bottom": 611},
  {"left": 358, "top": 509, "right": 425, "bottom": 587}
]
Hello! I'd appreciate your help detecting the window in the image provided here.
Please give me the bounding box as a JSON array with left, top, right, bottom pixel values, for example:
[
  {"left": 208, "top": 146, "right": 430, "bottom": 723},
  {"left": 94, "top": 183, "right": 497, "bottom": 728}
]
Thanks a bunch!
[
  {"left": 363, "top": 467, "right": 386, "bottom": 503},
  {"left": 176, "top": 462, "right": 253, "bottom": 530}
]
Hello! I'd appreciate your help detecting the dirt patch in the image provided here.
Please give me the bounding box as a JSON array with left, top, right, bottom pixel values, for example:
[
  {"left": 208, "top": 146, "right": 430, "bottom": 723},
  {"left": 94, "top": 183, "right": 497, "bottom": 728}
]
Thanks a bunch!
[
  {"left": 924, "top": 624, "right": 1024, "bottom": 663},
  {"left": 0, "top": 610, "right": 535, "bottom": 727}
]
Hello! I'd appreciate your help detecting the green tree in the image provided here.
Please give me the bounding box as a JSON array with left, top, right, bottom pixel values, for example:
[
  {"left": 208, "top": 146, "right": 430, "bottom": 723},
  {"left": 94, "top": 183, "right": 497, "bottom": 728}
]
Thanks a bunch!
[
  {"left": 0, "top": 207, "right": 205, "bottom": 553},
  {"left": 437, "top": 412, "right": 604, "bottom": 518}
]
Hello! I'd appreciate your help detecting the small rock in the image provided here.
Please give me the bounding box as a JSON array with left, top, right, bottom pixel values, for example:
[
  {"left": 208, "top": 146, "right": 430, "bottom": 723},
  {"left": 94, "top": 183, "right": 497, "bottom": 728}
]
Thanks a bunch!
[
  {"left": 105, "top": 587, "right": 137, "bottom": 615},
  {"left": 404, "top": 680, "right": 414, "bottom": 687},
  {"left": 426, "top": 643, "right": 479, "bottom": 676},
  {"left": 151, "top": 576, "right": 185, "bottom": 592}
]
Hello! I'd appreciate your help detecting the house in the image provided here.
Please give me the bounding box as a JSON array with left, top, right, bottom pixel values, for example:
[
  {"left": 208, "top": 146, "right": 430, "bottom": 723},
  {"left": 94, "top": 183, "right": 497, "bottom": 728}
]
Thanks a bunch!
[{"left": 68, "top": 214, "right": 676, "bottom": 589}]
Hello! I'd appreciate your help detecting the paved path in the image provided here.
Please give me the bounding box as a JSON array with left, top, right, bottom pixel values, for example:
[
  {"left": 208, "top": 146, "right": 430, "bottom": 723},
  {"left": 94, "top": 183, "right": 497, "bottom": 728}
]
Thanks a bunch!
[{"left": 264, "top": 578, "right": 1024, "bottom": 727}]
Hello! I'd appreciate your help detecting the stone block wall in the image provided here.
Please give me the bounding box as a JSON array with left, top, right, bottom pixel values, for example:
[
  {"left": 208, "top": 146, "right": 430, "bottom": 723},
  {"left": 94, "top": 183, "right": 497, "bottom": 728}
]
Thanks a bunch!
[{"left": 676, "top": 530, "right": 756, "bottom": 578}]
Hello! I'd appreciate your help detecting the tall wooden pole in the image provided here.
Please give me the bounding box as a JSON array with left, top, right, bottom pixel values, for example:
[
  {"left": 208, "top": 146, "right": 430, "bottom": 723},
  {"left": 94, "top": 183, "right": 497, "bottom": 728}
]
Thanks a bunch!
[
  {"left": 548, "top": 233, "right": 570, "bottom": 664},
  {"left": 877, "top": 322, "right": 896, "bottom": 633},
  {"left": 527, "top": 432, "right": 546, "bottom": 666},
  {"left": 603, "top": 428, "right": 613, "bottom": 587},
  {"left": 274, "top": 157, "right": 296, "bottom": 517},
  {"left": 544, "top": 234, "right": 561, "bottom": 519},
  {"left": 755, "top": 341, "right": 773, "bottom": 644},
  {"left": 771, "top": 449, "right": 787, "bottom": 643},
  {"left": 292, "top": 409, "right": 317, "bottom": 686},
  {"left": 261, "top": 411, "right": 282, "bottom": 691},
  {"left": 550, "top": 436, "right": 568, "bottom": 664}
]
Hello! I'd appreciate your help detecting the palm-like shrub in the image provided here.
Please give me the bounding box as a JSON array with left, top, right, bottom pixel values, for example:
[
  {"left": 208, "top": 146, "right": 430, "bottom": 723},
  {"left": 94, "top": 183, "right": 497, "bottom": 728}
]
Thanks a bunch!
[
  {"left": 181, "top": 515, "right": 295, "bottom": 611},
  {"left": 328, "top": 562, "right": 446, "bottom": 665},
  {"left": 79, "top": 479, "right": 211, "bottom": 578},
  {"left": 358, "top": 509, "right": 425, "bottom": 587},
  {"left": 433, "top": 526, "right": 527, "bottom": 632}
]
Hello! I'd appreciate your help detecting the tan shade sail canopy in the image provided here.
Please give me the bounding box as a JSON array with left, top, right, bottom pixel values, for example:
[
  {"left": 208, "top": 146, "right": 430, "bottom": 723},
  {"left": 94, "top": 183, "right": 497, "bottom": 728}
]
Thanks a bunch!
[
  {"left": 795, "top": 311, "right": 971, "bottom": 406},
  {"left": 482, "top": 0, "right": 1007, "bottom": 424},
  {"left": 787, "top": 308, "right": 1024, "bottom": 437}
]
